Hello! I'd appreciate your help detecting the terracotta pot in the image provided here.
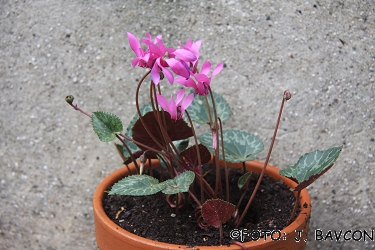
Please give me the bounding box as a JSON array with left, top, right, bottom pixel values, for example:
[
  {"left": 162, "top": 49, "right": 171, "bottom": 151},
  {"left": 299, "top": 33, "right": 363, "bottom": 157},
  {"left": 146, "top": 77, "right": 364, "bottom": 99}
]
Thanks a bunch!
[{"left": 93, "top": 159, "right": 311, "bottom": 250}]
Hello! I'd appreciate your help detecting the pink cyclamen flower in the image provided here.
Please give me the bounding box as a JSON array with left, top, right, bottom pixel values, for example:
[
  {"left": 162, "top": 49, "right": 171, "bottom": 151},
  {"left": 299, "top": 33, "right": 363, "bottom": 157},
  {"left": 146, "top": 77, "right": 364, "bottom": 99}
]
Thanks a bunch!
[
  {"left": 156, "top": 89, "right": 194, "bottom": 120},
  {"left": 176, "top": 60, "right": 223, "bottom": 95},
  {"left": 179, "top": 39, "right": 202, "bottom": 73},
  {"left": 127, "top": 32, "right": 197, "bottom": 85}
]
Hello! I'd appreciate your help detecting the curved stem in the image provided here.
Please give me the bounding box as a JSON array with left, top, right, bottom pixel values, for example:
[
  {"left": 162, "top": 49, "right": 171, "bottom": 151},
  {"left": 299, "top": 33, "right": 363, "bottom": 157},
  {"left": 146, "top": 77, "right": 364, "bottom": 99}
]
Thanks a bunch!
[
  {"left": 207, "top": 87, "right": 221, "bottom": 197},
  {"left": 218, "top": 118, "right": 230, "bottom": 202},
  {"left": 287, "top": 190, "right": 300, "bottom": 226},
  {"left": 115, "top": 134, "right": 139, "bottom": 171},
  {"left": 185, "top": 110, "right": 205, "bottom": 204},
  {"left": 135, "top": 70, "right": 166, "bottom": 152},
  {"left": 235, "top": 90, "right": 290, "bottom": 228}
]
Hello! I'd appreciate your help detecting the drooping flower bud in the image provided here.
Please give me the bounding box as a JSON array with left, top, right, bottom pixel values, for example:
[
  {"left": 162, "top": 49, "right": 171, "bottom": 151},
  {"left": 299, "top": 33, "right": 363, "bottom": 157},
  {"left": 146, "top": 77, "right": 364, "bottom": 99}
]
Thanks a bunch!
[
  {"left": 283, "top": 90, "right": 291, "bottom": 101},
  {"left": 139, "top": 154, "right": 147, "bottom": 175}
]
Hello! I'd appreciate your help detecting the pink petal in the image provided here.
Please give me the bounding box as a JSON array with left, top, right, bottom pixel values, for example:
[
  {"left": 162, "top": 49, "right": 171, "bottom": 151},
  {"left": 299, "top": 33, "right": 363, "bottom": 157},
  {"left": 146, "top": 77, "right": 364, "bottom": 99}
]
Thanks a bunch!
[
  {"left": 183, "top": 40, "right": 192, "bottom": 48},
  {"left": 151, "top": 62, "right": 160, "bottom": 85},
  {"left": 176, "top": 78, "right": 198, "bottom": 93},
  {"left": 127, "top": 32, "right": 141, "bottom": 56},
  {"left": 143, "top": 39, "right": 162, "bottom": 57},
  {"left": 194, "top": 73, "right": 210, "bottom": 83},
  {"left": 155, "top": 38, "right": 166, "bottom": 54},
  {"left": 169, "top": 97, "right": 177, "bottom": 120},
  {"left": 181, "top": 93, "right": 194, "bottom": 111},
  {"left": 175, "top": 77, "right": 188, "bottom": 85},
  {"left": 154, "top": 34, "right": 162, "bottom": 43},
  {"left": 196, "top": 82, "right": 206, "bottom": 95},
  {"left": 175, "top": 89, "right": 185, "bottom": 105},
  {"left": 174, "top": 49, "right": 197, "bottom": 62},
  {"left": 189, "top": 40, "right": 202, "bottom": 58},
  {"left": 159, "top": 64, "right": 174, "bottom": 85},
  {"left": 166, "top": 58, "right": 190, "bottom": 79},
  {"left": 145, "top": 32, "right": 152, "bottom": 41},
  {"left": 156, "top": 94, "right": 169, "bottom": 111},
  {"left": 201, "top": 61, "right": 211, "bottom": 75},
  {"left": 131, "top": 57, "right": 140, "bottom": 68},
  {"left": 211, "top": 62, "right": 223, "bottom": 77}
]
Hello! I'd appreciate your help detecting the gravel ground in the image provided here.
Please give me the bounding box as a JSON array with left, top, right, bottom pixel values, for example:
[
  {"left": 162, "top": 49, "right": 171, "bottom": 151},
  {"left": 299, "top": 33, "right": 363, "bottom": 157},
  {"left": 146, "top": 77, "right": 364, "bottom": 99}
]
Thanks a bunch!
[{"left": 1, "top": 1, "right": 374, "bottom": 249}]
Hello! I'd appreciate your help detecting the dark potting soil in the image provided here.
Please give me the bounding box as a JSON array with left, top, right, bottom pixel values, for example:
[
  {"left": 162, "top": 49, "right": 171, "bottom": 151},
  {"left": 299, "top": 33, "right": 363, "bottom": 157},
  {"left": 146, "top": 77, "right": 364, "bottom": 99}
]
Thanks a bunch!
[{"left": 102, "top": 165, "right": 300, "bottom": 247}]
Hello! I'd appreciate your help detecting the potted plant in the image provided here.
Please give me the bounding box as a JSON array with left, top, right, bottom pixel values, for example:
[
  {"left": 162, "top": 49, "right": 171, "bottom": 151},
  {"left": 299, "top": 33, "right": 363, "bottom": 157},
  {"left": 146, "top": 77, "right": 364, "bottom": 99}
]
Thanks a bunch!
[{"left": 66, "top": 31, "right": 342, "bottom": 249}]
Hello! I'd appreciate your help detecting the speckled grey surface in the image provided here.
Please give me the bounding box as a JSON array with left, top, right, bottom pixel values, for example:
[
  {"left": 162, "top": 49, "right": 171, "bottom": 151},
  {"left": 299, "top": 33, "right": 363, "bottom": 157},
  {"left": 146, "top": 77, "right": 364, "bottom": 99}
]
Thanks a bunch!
[{"left": 1, "top": 1, "right": 374, "bottom": 249}]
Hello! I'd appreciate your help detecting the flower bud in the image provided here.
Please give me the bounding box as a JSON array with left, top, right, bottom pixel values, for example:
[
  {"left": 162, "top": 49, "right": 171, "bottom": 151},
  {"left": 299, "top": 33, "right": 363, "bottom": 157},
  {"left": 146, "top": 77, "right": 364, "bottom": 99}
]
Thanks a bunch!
[
  {"left": 283, "top": 90, "right": 291, "bottom": 101},
  {"left": 65, "top": 95, "right": 74, "bottom": 104},
  {"left": 139, "top": 154, "right": 146, "bottom": 164}
]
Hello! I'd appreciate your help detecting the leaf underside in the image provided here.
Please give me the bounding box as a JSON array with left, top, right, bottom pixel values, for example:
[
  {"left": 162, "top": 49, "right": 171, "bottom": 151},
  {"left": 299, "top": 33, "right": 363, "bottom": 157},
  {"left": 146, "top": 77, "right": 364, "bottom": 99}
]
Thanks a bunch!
[
  {"left": 279, "top": 146, "right": 343, "bottom": 190},
  {"left": 132, "top": 111, "right": 193, "bottom": 151},
  {"left": 201, "top": 199, "right": 236, "bottom": 228},
  {"left": 181, "top": 144, "right": 212, "bottom": 167},
  {"left": 198, "top": 130, "right": 264, "bottom": 163},
  {"left": 123, "top": 103, "right": 157, "bottom": 154}
]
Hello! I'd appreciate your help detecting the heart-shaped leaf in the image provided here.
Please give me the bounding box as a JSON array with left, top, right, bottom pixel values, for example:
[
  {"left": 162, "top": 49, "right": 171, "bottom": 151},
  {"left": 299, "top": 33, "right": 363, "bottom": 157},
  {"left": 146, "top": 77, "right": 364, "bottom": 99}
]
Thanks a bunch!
[
  {"left": 181, "top": 144, "right": 212, "bottom": 167},
  {"left": 237, "top": 171, "right": 252, "bottom": 189},
  {"left": 279, "top": 146, "right": 343, "bottom": 191},
  {"left": 161, "top": 171, "right": 195, "bottom": 194},
  {"left": 109, "top": 175, "right": 165, "bottom": 196},
  {"left": 92, "top": 111, "right": 123, "bottom": 142},
  {"left": 132, "top": 111, "right": 193, "bottom": 151},
  {"left": 201, "top": 199, "right": 235, "bottom": 228},
  {"left": 187, "top": 91, "right": 231, "bottom": 124},
  {"left": 197, "top": 130, "right": 264, "bottom": 163}
]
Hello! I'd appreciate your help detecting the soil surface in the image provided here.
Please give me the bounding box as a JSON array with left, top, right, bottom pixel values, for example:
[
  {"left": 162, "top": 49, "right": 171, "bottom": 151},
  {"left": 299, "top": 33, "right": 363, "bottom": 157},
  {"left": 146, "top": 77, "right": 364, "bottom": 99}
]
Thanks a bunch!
[{"left": 103, "top": 166, "right": 299, "bottom": 246}]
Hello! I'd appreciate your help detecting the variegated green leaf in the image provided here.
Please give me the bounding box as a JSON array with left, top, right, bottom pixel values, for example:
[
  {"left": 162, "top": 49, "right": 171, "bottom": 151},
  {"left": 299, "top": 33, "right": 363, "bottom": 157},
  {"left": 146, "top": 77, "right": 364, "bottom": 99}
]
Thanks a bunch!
[
  {"left": 92, "top": 111, "right": 123, "bottom": 142},
  {"left": 109, "top": 175, "right": 165, "bottom": 196},
  {"left": 174, "top": 139, "right": 190, "bottom": 153},
  {"left": 187, "top": 91, "right": 231, "bottom": 124},
  {"left": 237, "top": 171, "right": 252, "bottom": 189},
  {"left": 279, "top": 146, "right": 343, "bottom": 186},
  {"left": 197, "top": 130, "right": 264, "bottom": 163},
  {"left": 162, "top": 171, "right": 195, "bottom": 194}
]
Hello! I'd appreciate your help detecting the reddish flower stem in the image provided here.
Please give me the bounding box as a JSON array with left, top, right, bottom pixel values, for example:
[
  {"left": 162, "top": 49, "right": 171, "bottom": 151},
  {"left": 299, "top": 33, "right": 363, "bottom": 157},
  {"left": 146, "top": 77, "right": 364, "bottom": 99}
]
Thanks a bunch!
[
  {"left": 287, "top": 190, "right": 301, "bottom": 226},
  {"left": 235, "top": 90, "right": 290, "bottom": 228}
]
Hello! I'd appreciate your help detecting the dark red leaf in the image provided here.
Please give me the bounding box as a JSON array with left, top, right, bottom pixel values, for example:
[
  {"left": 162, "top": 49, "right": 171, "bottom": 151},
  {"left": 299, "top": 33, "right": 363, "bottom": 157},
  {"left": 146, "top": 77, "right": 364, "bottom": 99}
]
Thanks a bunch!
[
  {"left": 132, "top": 111, "right": 193, "bottom": 151},
  {"left": 181, "top": 144, "right": 211, "bottom": 167},
  {"left": 201, "top": 199, "right": 235, "bottom": 228}
]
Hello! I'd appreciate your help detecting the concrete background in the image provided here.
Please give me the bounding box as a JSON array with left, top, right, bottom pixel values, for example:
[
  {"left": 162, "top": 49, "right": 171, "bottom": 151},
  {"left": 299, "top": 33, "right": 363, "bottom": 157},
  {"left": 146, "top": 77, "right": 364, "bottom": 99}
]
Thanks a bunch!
[{"left": 1, "top": 0, "right": 374, "bottom": 249}]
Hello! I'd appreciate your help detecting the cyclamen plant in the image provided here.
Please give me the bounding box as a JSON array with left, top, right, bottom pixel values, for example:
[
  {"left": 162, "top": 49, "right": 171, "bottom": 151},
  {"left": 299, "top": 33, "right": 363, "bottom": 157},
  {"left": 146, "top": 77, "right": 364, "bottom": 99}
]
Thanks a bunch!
[{"left": 66, "top": 31, "right": 343, "bottom": 245}]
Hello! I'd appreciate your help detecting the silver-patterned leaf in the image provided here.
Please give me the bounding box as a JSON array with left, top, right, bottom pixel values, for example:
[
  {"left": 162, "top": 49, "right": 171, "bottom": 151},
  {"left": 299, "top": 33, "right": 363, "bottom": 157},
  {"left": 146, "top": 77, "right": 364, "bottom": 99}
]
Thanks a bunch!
[
  {"left": 187, "top": 91, "right": 231, "bottom": 124},
  {"left": 197, "top": 130, "right": 264, "bottom": 163},
  {"left": 109, "top": 175, "right": 165, "bottom": 196},
  {"left": 279, "top": 146, "right": 343, "bottom": 183},
  {"left": 92, "top": 111, "right": 123, "bottom": 142},
  {"left": 162, "top": 171, "right": 195, "bottom": 194}
]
